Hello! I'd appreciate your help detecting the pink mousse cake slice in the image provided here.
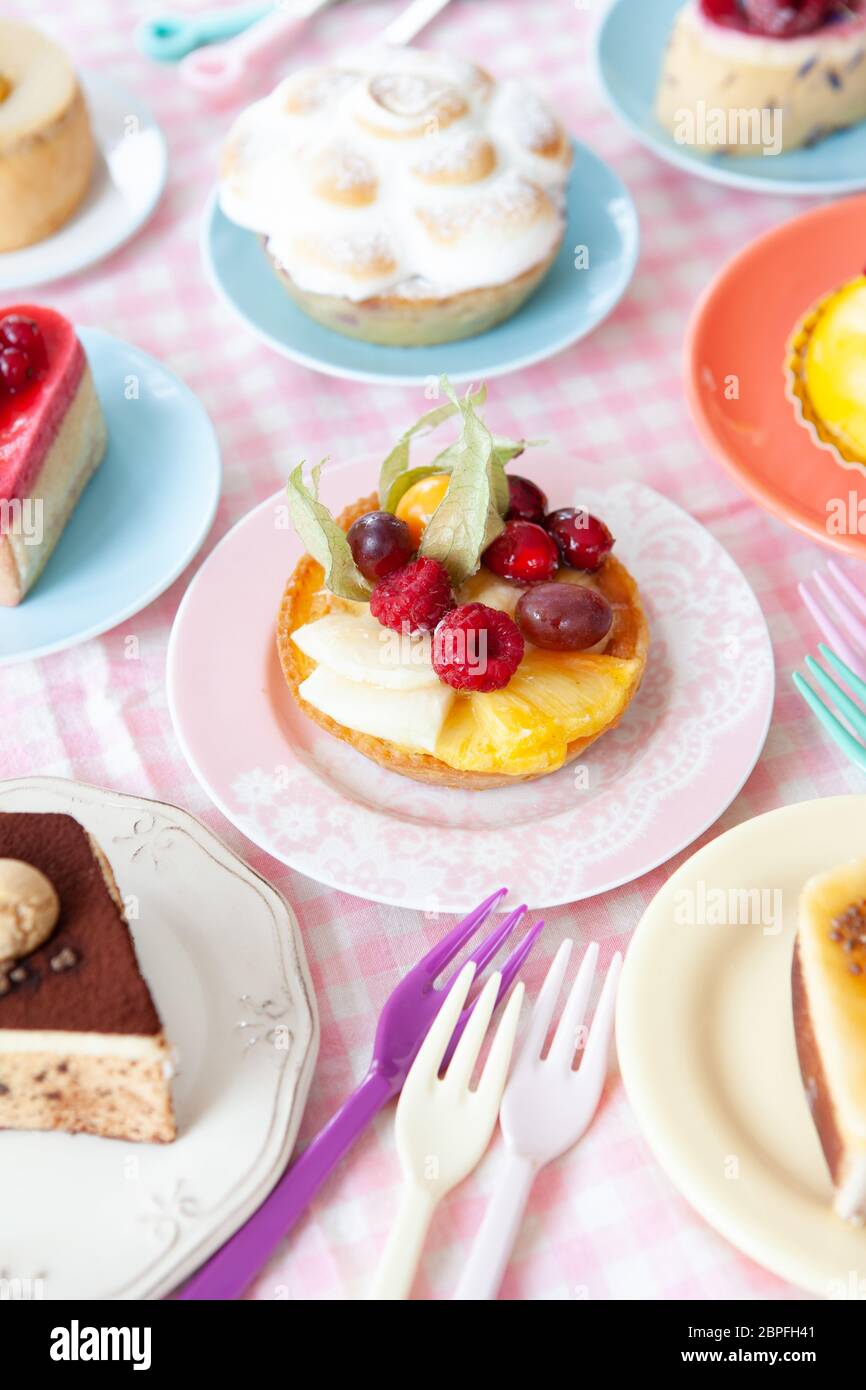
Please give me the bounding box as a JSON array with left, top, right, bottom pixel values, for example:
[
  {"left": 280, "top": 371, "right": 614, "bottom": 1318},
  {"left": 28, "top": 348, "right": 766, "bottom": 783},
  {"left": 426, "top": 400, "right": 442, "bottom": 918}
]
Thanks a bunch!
[{"left": 0, "top": 304, "right": 107, "bottom": 605}]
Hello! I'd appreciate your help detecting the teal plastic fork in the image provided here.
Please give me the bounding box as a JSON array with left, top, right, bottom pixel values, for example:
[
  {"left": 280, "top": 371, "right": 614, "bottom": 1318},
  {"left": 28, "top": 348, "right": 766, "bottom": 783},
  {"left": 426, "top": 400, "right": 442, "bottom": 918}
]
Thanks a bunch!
[
  {"left": 793, "top": 643, "right": 866, "bottom": 773},
  {"left": 136, "top": 3, "right": 273, "bottom": 63}
]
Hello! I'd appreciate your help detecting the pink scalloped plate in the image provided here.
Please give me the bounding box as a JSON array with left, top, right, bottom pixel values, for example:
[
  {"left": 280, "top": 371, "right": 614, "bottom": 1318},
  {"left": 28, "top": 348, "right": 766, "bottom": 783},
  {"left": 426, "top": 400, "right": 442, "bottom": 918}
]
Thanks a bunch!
[{"left": 166, "top": 453, "right": 775, "bottom": 911}]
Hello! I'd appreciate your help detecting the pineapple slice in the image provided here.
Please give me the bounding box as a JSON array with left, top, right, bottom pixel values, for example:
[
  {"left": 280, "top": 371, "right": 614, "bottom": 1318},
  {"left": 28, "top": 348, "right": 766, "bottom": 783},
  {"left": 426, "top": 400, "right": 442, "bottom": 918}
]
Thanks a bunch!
[{"left": 434, "top": 649, "right": 641, "bottom": 776}]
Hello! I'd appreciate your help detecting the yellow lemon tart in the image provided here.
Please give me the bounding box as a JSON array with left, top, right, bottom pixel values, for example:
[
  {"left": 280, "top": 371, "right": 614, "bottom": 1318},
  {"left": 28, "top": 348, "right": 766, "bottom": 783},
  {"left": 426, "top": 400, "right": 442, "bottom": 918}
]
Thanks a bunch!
[
  {"left": 786, "top": 274, "right": 866, "bottom": 471},
  {"left": 276, "top": 384, "right": 648, "bottom": 790}
]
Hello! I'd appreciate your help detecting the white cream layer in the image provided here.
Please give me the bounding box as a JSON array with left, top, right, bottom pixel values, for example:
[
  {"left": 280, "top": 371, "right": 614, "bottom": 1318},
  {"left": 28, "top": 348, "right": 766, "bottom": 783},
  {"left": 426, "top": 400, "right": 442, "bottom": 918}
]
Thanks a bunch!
[{"left": 220, "top": 46, "right": 569, "bottom": 302}]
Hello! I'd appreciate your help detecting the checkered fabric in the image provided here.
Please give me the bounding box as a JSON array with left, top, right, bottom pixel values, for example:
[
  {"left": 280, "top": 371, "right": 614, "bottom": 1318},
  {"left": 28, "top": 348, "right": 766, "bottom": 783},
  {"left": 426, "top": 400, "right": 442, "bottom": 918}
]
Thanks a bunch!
[{"left": 4, "top": 0, "right": 856, "bottom": 1300}]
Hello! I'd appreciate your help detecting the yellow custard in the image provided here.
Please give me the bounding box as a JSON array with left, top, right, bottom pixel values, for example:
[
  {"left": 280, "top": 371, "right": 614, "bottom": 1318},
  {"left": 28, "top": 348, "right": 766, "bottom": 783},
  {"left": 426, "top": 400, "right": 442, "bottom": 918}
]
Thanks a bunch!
[{"left": 788, "top": 275, "right": 866, "bottom": 470}]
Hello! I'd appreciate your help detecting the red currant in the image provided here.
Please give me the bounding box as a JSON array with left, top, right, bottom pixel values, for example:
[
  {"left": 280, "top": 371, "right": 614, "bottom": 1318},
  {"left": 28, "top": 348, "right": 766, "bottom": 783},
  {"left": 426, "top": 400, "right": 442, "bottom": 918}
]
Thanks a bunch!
[
  {"left": 0, "top": 348, "right": 32, "bottom": 394},
  {"left": 0, "top": 315, "right": 47, "bottom": 373}
]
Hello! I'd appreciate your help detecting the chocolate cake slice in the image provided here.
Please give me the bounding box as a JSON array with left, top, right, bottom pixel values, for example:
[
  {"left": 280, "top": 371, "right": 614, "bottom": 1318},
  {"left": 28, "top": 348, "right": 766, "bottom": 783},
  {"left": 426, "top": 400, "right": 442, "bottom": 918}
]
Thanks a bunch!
[
  {"left": 0, "top": 812, "right": 175, "bottom": 1142},
  {"left": 793, "top": 860, "right": 866, "bottom": 1223}
]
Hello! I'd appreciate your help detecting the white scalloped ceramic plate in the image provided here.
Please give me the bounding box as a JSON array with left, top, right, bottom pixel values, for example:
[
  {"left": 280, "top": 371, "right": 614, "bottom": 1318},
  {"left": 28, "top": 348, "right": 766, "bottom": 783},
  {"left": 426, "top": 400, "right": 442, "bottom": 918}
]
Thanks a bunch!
[
  {"left": 617, "top": 798, "right": 866, "bottom": 1296},
  {"left": 166, "top": 451, "right": 775, "bottom": 911},
  {"left": 0, "top": 777, "right": 318, "bottom": 1301}
]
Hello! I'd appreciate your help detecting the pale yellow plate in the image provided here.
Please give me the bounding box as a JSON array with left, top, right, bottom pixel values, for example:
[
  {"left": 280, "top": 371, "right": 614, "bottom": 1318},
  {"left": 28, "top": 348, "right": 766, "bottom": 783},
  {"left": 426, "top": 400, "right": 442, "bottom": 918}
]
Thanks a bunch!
[{"left": 617, "top": 796, "right": 866, "bottom": 1298}]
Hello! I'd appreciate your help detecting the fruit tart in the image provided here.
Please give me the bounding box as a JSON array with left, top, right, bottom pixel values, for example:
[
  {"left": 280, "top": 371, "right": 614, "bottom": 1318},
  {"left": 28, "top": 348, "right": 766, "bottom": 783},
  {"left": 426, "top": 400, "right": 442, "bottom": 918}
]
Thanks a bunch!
[
  {"left": 0, "top": 305, "right": 107, "bottom": 606},
  {"left": 0, "top": 19, "right": 95, "bottom": 253},
  {"left": 277, "top": 383, "right": 648, "bottom": 790},
  {"left": 786, "top": 271, "right": 866, "bottom": 472},
  {"left": 219, "top": 46, "right": 571, "bottom": 347},
  {"left": 657, "top": 1, "right": 866, "bottom": 156}
]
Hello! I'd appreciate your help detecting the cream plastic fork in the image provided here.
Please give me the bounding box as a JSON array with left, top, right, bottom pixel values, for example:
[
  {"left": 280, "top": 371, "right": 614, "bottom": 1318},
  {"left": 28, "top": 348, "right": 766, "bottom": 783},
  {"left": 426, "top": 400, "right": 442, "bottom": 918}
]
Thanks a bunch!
[
  {"left": 455, "top": 939, "right": 622, "bottom": 1301},
  {"left": 368, "top": 961, "right": 524, "bottom": 1301}
]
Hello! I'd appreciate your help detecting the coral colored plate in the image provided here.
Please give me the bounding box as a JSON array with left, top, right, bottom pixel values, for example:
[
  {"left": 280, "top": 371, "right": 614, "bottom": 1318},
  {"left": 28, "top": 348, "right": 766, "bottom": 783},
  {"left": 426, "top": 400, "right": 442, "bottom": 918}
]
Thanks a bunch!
[
  {"left": 686, "top": 196, "right": 866, "bottom": 559},
  {"left": 596, "top": 0, "right": 866, "bottom": 196},
  {"left": 199, "top": 139, "right": 639, "bottom": 386},
  {"left": 166, "top": 451, "right": 774, "bottom": 912},
  {"left": 618, "top": 797, "right": 866, "bottom": 1296}
]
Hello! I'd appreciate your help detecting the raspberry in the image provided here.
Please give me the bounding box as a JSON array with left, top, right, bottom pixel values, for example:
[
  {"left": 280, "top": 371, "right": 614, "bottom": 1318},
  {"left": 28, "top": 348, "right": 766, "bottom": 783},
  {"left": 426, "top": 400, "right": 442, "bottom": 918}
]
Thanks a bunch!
[
  {"left": 369, "top": 556, "right": 454, "bottom": 633},
  {"left": 433, "top": 603, "right": 524, "bottom": 693}
]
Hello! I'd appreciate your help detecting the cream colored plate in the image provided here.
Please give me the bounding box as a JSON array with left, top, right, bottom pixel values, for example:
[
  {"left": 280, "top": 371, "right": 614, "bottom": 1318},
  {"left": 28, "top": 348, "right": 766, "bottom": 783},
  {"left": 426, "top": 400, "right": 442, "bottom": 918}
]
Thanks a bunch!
[{"left": 617, "top": 796, "right": 866, "bottom": 1298}]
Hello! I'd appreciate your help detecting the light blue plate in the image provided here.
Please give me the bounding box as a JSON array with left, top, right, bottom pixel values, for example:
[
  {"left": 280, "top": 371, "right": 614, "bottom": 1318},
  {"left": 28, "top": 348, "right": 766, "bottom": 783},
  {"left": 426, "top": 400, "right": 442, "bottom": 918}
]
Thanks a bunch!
[
  {"left": 0, "top": 329, "right": 220, "bottom": 665},
  {"left": 596, "top": 0, "right": 866, "bottom": 196},
  {"left": 200, "top": 140, "right": 640, "bottom": 385}
]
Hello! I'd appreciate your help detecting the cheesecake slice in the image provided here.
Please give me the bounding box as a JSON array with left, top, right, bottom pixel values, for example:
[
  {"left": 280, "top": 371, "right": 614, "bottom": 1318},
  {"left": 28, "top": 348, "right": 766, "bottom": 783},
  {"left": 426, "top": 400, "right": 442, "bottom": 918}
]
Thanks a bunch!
[
  {"left": 0, "top": 305, "right": 107, "bottom": 605},
  {"left": 0, "top": 19, "right": 94, "bottom": 252},
  {"left": 0, "top": 813, "right": 176, "bottom": 1144},
  {"left": 657, "top": 0, "right": 866, "bottom": 155},
  {"left": 793, "top": 859, "right": 866, "bottom": 1222}
]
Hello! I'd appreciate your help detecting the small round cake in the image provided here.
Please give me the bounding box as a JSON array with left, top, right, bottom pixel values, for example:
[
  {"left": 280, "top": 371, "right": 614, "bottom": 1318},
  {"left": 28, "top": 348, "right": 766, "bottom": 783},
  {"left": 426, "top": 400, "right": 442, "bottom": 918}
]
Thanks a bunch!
[
  {"left": 220, "top": 47, "right": 572, "bottom": 346},
  {"left": 786, "top": 274, "right": 866, "bottom": 472},
  {"left": 0, "top": 19, "right": 95, "bottom": 254}
]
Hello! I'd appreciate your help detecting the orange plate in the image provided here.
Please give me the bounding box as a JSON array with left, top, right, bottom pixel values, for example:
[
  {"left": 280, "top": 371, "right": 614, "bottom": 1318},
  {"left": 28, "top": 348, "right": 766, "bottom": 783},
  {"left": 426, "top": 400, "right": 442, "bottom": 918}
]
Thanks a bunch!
[{"left": 685, "top": 196, "right": 866, "bottom": 559}]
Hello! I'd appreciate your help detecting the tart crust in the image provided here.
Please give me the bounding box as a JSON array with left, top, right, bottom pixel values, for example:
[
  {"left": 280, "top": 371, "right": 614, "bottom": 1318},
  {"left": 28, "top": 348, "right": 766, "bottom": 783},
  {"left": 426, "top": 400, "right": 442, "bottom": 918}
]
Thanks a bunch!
[
  {"left": 277, "top": 493, "right": 649, "bottom": 790},
  {"left": 268, "top": 244, "right": 561, "bottom": 347},
  {"left": 785, "top": 280, "right": 866, "bottom": 474}
]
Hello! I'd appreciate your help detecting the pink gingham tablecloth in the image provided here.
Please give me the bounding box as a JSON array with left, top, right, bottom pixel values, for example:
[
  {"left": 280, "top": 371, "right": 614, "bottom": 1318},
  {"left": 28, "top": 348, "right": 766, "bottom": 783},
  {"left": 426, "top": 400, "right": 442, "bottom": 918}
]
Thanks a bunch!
[{"left": 4, "top": 0, "right": 856, "bottom": 1301}]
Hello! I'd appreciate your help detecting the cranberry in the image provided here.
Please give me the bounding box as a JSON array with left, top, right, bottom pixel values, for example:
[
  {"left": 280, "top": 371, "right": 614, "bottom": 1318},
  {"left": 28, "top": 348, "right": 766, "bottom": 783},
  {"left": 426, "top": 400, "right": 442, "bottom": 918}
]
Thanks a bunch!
[
  {"left": 516, "top": 583, "right": 613, "bottom": 652},
  {"left": 347, "top": 510, "right": 414, "bottom": 582},
  {"left": 0, "top": 315, "right": 47, "bottom": 373},
  {"left": 545, "top": 509, "right": 614, "bottom": 573},
  {"left": 483, "top": 519, "right": 559, "bottom": 585},
  {"left": 506, "top": 475, "right": 548, "bottom": 525},
  {"left": 740, "top": 0, "right": 832, "bottom": 37},
  {"left": 0, "top": 348, "right": 33, "bottom": 394}
]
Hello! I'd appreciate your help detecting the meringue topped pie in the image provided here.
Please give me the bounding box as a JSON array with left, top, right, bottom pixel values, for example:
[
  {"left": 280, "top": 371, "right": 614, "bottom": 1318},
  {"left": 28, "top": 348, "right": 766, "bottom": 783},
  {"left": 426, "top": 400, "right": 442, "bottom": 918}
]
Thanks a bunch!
[
  {"left": 220, "top": 47, "right": 572, "bottom": 346},
  {"left": 657, "top": 1, "right": 866, "bottom": 155},
  {"left": 277, "top": 383, "right": 648, "bottom": 789},
  {"left": 794, "top": 859, "right": 866, "bottom": 1223},
  {"left": 786, "top": 273, "right": 866, "bottom": 472},
  {"left": 0, "top": 19, "right": 95, "bottom": 252}
]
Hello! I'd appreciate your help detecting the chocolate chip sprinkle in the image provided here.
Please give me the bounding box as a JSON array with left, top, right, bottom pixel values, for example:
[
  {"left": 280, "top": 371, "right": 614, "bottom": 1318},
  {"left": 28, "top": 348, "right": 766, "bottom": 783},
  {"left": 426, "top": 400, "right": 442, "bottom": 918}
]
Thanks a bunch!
[
  {"left": 49, "top": 947, "right": 78, "bottom": 973},
  {"left": 830, "top": 900, "right": 866, "bottom": 977}
]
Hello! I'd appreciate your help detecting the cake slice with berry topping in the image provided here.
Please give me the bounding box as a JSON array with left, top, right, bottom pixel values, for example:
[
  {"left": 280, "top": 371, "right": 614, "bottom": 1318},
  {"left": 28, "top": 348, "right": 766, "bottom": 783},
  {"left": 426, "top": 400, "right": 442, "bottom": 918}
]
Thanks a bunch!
[
  {"left": 0, "top": 304, "right": 107, "bottom": 605},
  {"left": 277, "top": 381, "right": 648, "bottom": 789},
  {"left": 657, "top": 0, "right": 866, "bottom": 155},
  {"left": 0, "top": 812, "right": 175, "bottom": 1143},
  {"left": 793, "top": 859, "right": 866, "bottom": 1222}
]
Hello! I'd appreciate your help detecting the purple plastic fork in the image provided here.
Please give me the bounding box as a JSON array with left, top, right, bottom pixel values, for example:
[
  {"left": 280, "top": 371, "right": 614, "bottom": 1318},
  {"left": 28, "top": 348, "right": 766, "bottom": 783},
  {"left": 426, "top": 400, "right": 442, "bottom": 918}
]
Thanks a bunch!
[{"left": 179, "top": 888, "right": 542, "bottom": 1300}]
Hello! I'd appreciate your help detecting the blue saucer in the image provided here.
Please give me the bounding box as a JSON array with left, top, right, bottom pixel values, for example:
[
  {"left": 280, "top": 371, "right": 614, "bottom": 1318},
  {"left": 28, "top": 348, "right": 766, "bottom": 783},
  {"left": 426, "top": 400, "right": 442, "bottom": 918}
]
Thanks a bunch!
[
  {"left": 201, "top": 140, "right": 640, "bottom": 386},
  {"left": 596, "top": 0, "right": 866, "bottom": 196},
  {"left": 0, "top": 329, "right": 220, "bottom": 664}
]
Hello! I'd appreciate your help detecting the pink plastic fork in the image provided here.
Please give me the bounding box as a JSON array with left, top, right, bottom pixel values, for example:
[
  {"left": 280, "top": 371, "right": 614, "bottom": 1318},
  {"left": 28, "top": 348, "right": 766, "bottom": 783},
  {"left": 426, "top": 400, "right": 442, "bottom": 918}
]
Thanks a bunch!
[
  {"left": 179, "top": 888, "right": 542, "bottom": 1299},
  {"left": 799, "top": 559, "right": 866, "bottom": 682}
]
